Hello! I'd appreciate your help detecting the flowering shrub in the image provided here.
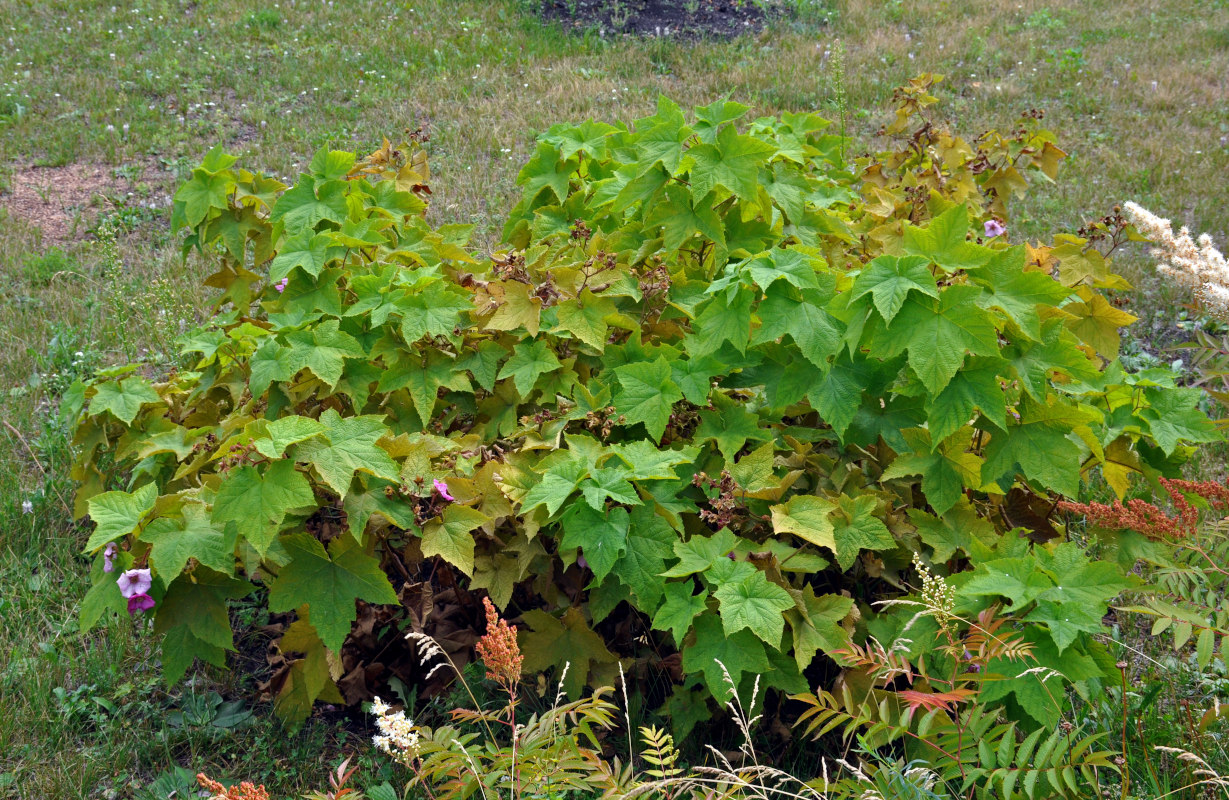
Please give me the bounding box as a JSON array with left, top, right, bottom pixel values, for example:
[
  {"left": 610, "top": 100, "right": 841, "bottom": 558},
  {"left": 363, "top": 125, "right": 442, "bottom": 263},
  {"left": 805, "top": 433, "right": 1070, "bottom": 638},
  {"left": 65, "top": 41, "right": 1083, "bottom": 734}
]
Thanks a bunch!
[
  {"left": 1124, "top": 201, "right": 1229, "bottom": 322},
  {"left": 67, "top": 77, "right": 1220, "bottom": 738}
]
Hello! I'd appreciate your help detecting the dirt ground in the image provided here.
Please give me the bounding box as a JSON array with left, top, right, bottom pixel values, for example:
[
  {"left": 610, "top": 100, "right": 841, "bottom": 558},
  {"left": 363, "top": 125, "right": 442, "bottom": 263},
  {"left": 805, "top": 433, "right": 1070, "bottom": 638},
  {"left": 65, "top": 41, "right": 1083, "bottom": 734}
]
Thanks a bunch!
[
  {"left": 0, "top": 162, "right": 129, "bottom": 242},
  {"left": 539, "top": 0, "right": 768, "bottom": 37}
]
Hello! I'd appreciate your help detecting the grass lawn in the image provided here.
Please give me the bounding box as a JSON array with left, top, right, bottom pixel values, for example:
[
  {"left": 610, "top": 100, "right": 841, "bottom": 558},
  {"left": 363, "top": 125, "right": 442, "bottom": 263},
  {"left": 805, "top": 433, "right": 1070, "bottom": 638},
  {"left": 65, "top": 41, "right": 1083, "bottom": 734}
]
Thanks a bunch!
[{"left": 1, "top": 0, "right": 1227, "bottom": 796}]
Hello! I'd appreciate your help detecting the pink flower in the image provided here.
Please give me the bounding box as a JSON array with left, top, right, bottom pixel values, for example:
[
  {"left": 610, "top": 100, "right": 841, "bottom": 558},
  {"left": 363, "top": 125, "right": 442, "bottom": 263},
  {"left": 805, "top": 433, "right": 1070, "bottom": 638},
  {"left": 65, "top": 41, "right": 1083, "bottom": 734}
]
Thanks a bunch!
[
  {"left": 127, "top": 593, "right": 156, "bottom": 615},
  {"left": 103, "top": 542, "right": 118, "bottom": 573},
  {"left": 274, "top": 277, "right": 289, "bottom": 293},
  {"left": 117, "top": 568, "right": 152, "bottom": 599},
  {"left": 984, "top": 219, "right": 1006, "bottom": 238},
  {"left": 433, "top": 479, "right": 454, "bottom": 501}
]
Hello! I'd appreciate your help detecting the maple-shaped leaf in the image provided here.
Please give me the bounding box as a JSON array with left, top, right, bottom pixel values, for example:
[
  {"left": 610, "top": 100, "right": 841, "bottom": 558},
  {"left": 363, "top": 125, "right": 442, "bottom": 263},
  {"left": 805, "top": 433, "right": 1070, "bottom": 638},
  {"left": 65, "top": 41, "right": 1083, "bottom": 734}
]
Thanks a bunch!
[
  {"left": 770, "top": 495, "right": 837, "bottom": 551},
  {"left": 970, "top": 246, "right": 1072, "bottom": 340},
  {"left": 273, "top": 611, "right": 345, "bottom": 726},
  {"left": 561, "top": 503, "right": 630, "bottom": 583},
  {"left": 271, "top": 177, "right": 348, "bottom": 235},
  {"left": 695, "top": 392, "right": 769, "bottom": 461},
  {"left": 651, "top": 581, "right": 708, "bottom": 644},
  {"left": 248, "top": 339, "right": 298, "bottom": 396},
  {"left": 252, "top": 416, "right": 327, "bottom": 460},
  {"left": 872, "top": 285, "right": 998, "bottom": 395},
  {"left": 785, "top": 586, "right": 852, "bottom": 671},
  {"left": 688, "top": 125, "right": 776, "bottom": 203},
  {"left": 517, "top": 142, "right": 574, "bottom": 204},
  {"left": 883, "top": 428, "right": 983, "bottom": 516},
  {"left": 284, "top": 319, "right": 365, "bottom": 389},
  {"left": 807, "top": 355, "right": 867, "bottom": 438},
  {"left": 827, "top": 494, "right": 896, "bottom": 571},
  {"left": 611, "top": 163, "right": 669, "bottom": 214},
  {"left": 270, "top": 231, "right": 336, "bottom": 281},
  {"left": 457, "top": 340, "right": 507, "bottom": 392},
  {"left": 662, "top": 528, "right": 738, "bottom": 578},
  {"left": 484, "top": 280, "right": 544, "bottom": 336},
  {"left": 902, "top": 203, "right": 994, "bottom": 272},
  {"left": 1023, "top": 600, "right": 1107, "bottom": 653},
  {"left": 174, "top": 167, "right": 233, "bottom": 228},
  {"left": 981, "top": 396, "right": 1086, "bottom": 497},
  {"left": 614, "top": 357, "right": 683, "bottom": 442},
  {"left": 342, "top": 483, "right": 417, "bottom": 539},
  {"left": 689, "top": 288, "right": 753, "bottom": 357},
  {"left": 923, "top": 356, "right": 1008, "bottom": 444},
  {"left": 421, "top": 504, "right": 489, "bottom": 576},
  {"left": 212, "top": 460, "right": 316, "bottom": 555},
  {"left": 743, "top": 248, "right": 823, "bottom": 292},
  {"left": 611, "top": 440, "right": 696, "bottom": 481},
  {"left": 1005, "top": 318, "right": 1099, "bottom": 401},
  {"left": 1035, "top": 542, "right": 1140, "bottom": 609},
  {"left": 520, "top": 464, "right": 585, "bottom": 517},
  {"left": 849, "top": 254, "right": 938, "bottom": 323},
  {"left": 294, "top": 409, "right": 400, "bottom": 497},
  {"left": 84, "top": 482, "right": 159, "bottom": 551},
  {"left": 1140, "top": 388, "right": 1222, "bottom": 455},
  {"left": 498, "top": 339, "right": 561, "bottom": 397},
  {"left": 761, "top": 162, "right": 810, "bottom": 223},
  {"left": 81, "top": 547, "right": 135, "bottom": 631},
  {"left": 379, "top": 350, "right": 460, "bottom": 426},
  {"left": 713, "top": 570, "right": 794, "bottom": 644},
  {"left": 308, "top": 148, "right": 356, "bottom": 180},
  {"left": 958, "top": 556, "right": 1053, "bottom": 609},
  {"left": 612, "top": 505, "right": 676, "bottom": 610},
  {"left": 398, "top": 282, "right": 474, "bottom": 344},
  {"left": 141, "top": 504, "right": 237, "bottom": 583},
  {"left": 682, "top": 614, "right": 770, "bottom": 703},
  {"left": 907, "top": 503, "right": 996, "bottom": 563},
  {"left": 1051, "top": 234, "right": 1110, "bottom": 286},
  {"left": 520, "top": 607, "right": 621, "bottom": 700},
  {"left": 89, "top": 377, "right": 161, "bottom": 425},
  {"left": 267, "top": 532, "right": 398, "bottom": 652},
  {"left": 555, "top": 291, "right": 618, "bottom": 351},
  {"left": 692, "top": 98, "right": 749, "bottom": 143},
  {"left": 543, "top": 119, "right": 616, "bottom": 160},
  {"left": 635, "top": 114, "right": 693, "bottom": 175},
  {"left": 753, "top": 285, "right": 845, "bottom": 369},
  {"left": 579, "top": 465, "right": 640, "bottom": 510},
  {"left": 646, "top": 185, "right": 726, "bottom": 253},
  {"left": 1063, "top": 286, "right": 1137, "bottom": 359},
  {"left": 155, "top": 568, "right": 250, "bottom": 683}
]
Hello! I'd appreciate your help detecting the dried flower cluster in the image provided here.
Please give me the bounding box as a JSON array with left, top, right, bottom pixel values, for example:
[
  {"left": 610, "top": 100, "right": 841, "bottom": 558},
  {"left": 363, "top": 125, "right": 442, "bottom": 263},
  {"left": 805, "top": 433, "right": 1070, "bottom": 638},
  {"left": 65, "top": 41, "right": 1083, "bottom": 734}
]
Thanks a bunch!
[
  {"left": 1124, "top": 201, "right": 1229, "bottom": 320},
  {"left": 1057, "top": 477, "right": 1229, "bottom": 539},
  {"left": 474, "top": 596, "right": 523, "bottom": 689},
  {"left": 370, "top": 696, "right": 422, "bottom": 766},
  {"left": 196, "top": 774, "right": 271, "bottom": 800}
]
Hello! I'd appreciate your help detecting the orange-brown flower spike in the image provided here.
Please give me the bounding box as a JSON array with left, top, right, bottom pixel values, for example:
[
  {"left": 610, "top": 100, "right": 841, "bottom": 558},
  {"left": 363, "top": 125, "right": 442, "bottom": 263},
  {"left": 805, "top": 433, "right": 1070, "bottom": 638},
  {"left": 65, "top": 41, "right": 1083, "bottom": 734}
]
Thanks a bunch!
[
  {"left": 196, "top": 774, "right": 271, "bottom": 800},
  {"left": 474, "top": 596, "right": 523, "bottom": 691},
  {"left": 1057, "top": 477, "right": 1229, "bottom": 541}
]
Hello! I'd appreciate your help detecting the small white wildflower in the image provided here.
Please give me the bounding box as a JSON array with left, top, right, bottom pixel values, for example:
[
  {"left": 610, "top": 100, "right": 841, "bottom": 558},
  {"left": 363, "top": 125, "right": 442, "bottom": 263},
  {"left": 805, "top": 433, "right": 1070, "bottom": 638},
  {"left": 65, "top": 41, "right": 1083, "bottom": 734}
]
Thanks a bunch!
[{"left": 22, "top": 500, "right": 33, "bottom": 514}]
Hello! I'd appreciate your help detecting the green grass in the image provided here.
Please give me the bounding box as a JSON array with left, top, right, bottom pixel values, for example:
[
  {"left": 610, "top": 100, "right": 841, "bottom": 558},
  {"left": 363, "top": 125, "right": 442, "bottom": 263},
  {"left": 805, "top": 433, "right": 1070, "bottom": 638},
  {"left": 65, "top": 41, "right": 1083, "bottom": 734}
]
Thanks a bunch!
[{"left": 1, "top": 0, "right": 1228, "bottom": 796}]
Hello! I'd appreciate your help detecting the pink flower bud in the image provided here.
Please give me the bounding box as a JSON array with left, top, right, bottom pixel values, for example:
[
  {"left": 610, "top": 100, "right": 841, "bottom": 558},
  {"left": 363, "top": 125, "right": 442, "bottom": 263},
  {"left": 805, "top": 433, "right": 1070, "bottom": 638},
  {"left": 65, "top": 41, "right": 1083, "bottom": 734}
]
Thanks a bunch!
[{"left": 433, "top": 479, "right": 454, "bottom": 501}]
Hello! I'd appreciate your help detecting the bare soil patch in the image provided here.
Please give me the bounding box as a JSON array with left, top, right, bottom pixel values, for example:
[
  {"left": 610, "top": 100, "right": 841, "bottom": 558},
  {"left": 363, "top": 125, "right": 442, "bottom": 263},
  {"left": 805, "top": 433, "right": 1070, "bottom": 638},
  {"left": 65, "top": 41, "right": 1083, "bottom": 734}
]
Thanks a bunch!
[
  {"left": 0, "top": 162, "right": 131, "bottom": 243},
  {"left": 540, "top": 0, "right": 767, "bottom": 38}
]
